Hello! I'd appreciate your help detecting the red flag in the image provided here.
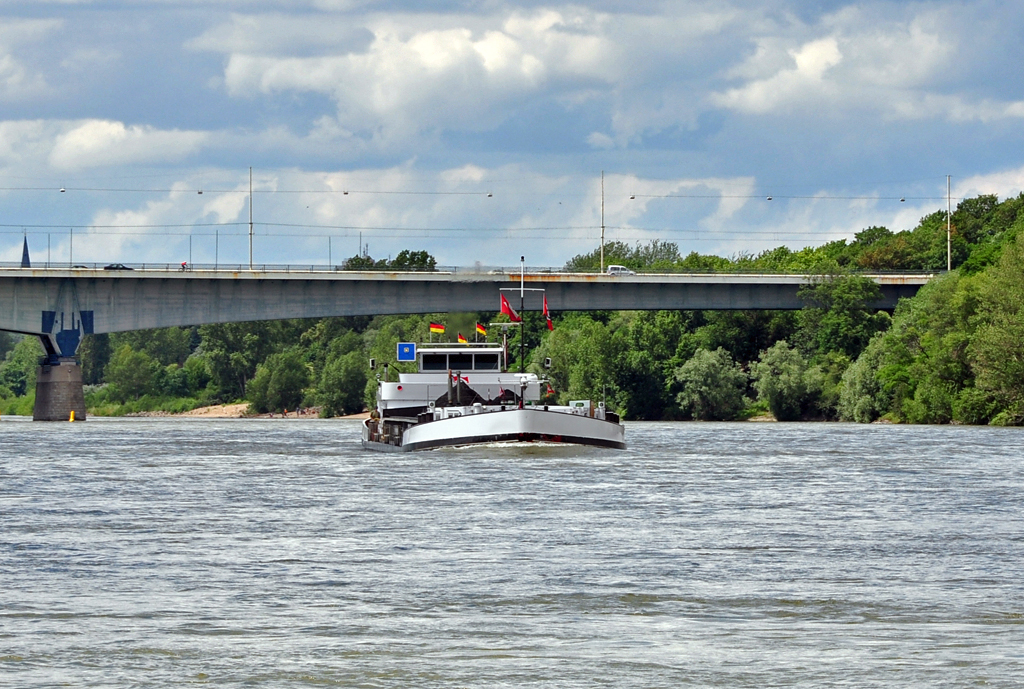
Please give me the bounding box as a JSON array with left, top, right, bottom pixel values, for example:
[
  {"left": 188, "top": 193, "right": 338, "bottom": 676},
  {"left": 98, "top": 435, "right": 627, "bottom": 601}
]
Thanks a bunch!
[
  {"left": 543, "top": 294, "right": 554, "bottom": 331},
  {"left": 500, "top": 293, "right": 521, "bottom": 322}
]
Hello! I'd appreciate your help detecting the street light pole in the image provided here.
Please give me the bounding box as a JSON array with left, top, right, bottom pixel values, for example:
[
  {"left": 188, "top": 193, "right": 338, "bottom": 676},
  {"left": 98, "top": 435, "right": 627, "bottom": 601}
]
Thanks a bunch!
[
  {"left": 947, "top": 174, "right": 952, "bottom": 271},
  {"left": 248, "top": 166, "right": 253, "bottom": 269},
  {"left": 600, "top": 170, "right": 605, "bottom": 273}
]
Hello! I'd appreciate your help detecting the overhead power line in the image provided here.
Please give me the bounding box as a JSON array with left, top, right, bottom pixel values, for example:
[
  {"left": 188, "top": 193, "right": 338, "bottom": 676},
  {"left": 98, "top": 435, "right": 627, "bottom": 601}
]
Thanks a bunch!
[
  {"left": 0, "top": 186, "right": 495, "bottom": 196},
  {"left": 630, "top": 193, "right": 956, "bottom": 201},
  {"left": 1, "top": 225, "right": 858, "bottom": 241}
]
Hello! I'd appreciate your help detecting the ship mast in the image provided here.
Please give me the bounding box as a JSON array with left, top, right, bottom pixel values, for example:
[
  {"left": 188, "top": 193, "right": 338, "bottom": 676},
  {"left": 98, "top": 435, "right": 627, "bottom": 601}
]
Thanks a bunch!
[{"left": 519, "top": 255, "right": 525, "bottom": 373}]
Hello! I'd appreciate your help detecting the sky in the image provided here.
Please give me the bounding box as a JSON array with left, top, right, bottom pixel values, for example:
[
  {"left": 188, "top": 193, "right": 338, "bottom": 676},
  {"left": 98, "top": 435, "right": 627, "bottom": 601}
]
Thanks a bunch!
[{"left": 2, "top": 0, "right": 1024, "bottom": 269}]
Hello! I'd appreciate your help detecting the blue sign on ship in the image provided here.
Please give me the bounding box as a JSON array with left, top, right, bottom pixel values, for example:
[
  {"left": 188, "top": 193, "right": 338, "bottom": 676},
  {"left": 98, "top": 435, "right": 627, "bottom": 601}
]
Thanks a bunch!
[{"left": 397, "top": 342, "right": 416, "bottom": 362}]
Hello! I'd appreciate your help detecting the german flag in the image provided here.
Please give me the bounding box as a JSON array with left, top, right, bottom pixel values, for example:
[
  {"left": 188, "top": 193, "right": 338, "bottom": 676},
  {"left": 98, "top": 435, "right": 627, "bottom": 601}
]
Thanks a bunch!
[
  {"left": 457, "top": 333, "right": 468, "bottom": 343},
  {"left": 475, "top": 322, "right": 487, "bottom": 336},
  {"left": 429, "top": 322, "right": 445, "bottom": 334}
]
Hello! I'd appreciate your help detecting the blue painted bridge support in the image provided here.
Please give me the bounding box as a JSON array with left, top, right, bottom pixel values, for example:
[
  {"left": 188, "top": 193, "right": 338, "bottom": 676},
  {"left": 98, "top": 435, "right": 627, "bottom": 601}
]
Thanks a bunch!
[{"left": 0, "top": 268, "right": 934, "bottom": 420}]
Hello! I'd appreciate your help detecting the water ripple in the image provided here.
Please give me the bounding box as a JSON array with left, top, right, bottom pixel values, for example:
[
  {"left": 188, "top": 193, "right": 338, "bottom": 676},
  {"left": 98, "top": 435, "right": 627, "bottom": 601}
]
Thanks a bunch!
[{"left": 2, "top": 418, "right": 1023, "bottom": 687}]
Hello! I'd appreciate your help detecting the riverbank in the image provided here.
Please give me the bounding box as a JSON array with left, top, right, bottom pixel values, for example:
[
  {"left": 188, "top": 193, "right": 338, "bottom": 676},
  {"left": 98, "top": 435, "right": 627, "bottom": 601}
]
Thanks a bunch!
[{"left": 123, "top": 403, "right": 370, "bottom": 419}]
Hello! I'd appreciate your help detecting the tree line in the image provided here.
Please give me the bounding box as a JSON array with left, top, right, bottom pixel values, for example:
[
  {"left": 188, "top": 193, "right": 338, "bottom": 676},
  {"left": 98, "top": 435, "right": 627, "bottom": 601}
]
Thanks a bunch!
[{"left": 3, "top": 192, "right": 1024, "bottom": 423}]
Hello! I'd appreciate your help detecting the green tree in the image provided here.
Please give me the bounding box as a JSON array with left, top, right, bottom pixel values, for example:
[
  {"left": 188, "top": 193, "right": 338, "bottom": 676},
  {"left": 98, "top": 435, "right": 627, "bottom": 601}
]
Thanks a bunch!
[
  {"left": 967, "top": 233, "right": 1024, "bottom": 423},
  {"left": 110, "top": 327, "right": 194, "bottom": 366},
  {"left": 318, "top": 350, "right": 368, "bottom": 416},
  {"left": 564, "top": 240, "right": 681, "bottom": 272},
  {"left": 837, "top": 335, "right": 891, "bottom": 423},
  {"left": 104, "top": 344, "right": 161, "bottom": 402},
  {"left": 751, "top": 341, "right": 819, "bottom": 421},
  {"left": 812, "top": 351, "right": 852, "bottom": 419},
  {"left": 611, "top": 310, "right": 689, "bottom": 419},
  {"left": 154, "top": 364, "right": 190, "bottom": 398},
  {"left": 341, "top": 254, "right": 386, "bottom": 270},
  {"left": 673, "top": 348, "right": 748, "bottom": 421},
  {"left": 0, "top": 337, "right": 42, "bottom": 397},
  {"left": 692, "top": 310, "right": 797, "bottom": 364},
  {"left": 798, "top": 275, "right": 890, "bottom": 359},
  {"left": 247, "top": 349, "right": 312, "bottom": 413},
  {"left": 389, "top": 250, "right": 437, "bottom": 271},
  {"left": 77, "top": 333, "right": 111, "bottom": 385},
  {"left": 615, "top": 349, "right": 664, "bottom": 419},
  {"left": 532, "top": 314, "right": 621, "bottom": 408},
  {"left": 300, "top": 317, "right": 371, "bottom": 372},
  {"left": 199, "top": 321, "right": 304, "bottom": 399},
  {"left": 0, "top": 331, "right": 14, "bottom": 361},
  {"left": 676, "top": 251, "right": 733, "bottom": 272},
  {"left": 183, "top": 355, "right": 213, "bottom": 396},
  {"left": 342, "top": 249, "right": 437, "bottom": 271}
]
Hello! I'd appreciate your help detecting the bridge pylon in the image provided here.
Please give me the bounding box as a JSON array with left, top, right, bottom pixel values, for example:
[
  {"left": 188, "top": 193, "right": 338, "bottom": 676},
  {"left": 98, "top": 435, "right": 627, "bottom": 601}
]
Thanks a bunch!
[{"left": 33, "top": 357, "right": 87, "bottom": 421}]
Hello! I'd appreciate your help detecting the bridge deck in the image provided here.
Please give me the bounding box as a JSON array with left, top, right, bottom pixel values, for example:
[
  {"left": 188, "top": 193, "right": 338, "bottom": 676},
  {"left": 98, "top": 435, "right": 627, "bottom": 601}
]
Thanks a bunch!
[{"left": 1, "top": 268, "right": 935, "bottom": 354}]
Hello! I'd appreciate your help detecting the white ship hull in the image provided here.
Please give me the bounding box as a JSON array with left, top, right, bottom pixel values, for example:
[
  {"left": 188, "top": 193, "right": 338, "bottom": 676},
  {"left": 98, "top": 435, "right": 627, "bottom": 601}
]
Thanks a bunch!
[{"left": 362, "top": 407, "right": 625, "bottom": 452}]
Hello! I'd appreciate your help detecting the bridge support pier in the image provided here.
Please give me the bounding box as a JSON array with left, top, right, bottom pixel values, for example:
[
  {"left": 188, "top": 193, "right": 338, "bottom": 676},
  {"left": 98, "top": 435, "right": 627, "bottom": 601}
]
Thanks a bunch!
[{"left": 33, "top": 360, "right": 87, "bottom": 421}]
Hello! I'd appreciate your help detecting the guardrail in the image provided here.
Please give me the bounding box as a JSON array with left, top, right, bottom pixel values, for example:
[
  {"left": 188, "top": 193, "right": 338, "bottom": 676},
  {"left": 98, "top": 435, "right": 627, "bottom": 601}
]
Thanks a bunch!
[{"left": 0, "top": 261, "right": 943, "bottom": 276}]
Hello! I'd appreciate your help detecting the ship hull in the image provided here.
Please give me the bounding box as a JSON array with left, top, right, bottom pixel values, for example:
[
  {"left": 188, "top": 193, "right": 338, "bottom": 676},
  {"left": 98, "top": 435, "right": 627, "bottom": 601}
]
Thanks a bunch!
[{"left": 362, "top": 407, "right": 625, "bottom": 452}]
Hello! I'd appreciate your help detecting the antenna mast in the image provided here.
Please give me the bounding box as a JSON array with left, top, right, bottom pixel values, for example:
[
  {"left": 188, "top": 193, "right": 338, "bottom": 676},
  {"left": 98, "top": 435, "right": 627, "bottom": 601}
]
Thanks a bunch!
[{"left": 519, "top": 255, "right": 525, "bottom": 374}]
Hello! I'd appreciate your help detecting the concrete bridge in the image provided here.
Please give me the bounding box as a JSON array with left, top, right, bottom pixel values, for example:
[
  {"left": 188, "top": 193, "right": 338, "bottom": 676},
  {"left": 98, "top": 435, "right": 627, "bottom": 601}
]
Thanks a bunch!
[{"left": 0, "top": 266, "right": 933, "bottom": 420}]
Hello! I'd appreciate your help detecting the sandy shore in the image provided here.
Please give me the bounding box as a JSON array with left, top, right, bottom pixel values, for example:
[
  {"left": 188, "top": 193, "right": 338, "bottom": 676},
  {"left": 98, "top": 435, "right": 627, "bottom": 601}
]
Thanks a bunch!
[
  {"left": 168, "top": 404, "right": 369, "bottom": 419},
  {"left": 175, "top": 403, "right": 251, "bottom": 418},
  {"left": 116, "top": 401, "right": 369, "bottom": 419}
]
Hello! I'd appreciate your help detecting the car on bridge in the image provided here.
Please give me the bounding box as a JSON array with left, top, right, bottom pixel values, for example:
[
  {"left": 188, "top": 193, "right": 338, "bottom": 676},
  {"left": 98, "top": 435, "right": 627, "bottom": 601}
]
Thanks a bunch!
[
  {"left": 607, "top": 265, "right": 636, "bottom": 276},
  {"left": 103, "top": 263, "right": 133, "bottom": 270}
]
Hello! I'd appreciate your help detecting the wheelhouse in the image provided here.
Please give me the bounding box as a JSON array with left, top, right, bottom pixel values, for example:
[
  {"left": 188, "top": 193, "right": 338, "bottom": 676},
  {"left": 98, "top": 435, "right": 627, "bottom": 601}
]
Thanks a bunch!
[{"left": 417, "top": 343, "right": 505, "bottom": 373}]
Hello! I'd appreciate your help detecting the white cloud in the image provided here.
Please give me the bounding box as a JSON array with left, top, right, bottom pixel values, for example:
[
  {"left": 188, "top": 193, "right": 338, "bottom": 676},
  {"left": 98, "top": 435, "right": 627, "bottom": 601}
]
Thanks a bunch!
[
  {"left": 0, "top": 119, "right": 52, "bottom": 168},
  {"left": 201, "top": 8, "right": 620, "bottom": 141},
  {"left": 710, "top": 7, "right": 1024, "bottom": 123},
  {"left": 712, "top": 37, "right": 842, "bottom": 113},
  {"left": 954, "top": 165, "right": 1024, "bottom": 200},
  {"left": 201, "top": 187, "right": 248, "bottom": 224},
  {"left": 887, "top": 93, "right": 1024, "bottom": 123},
  {"left": 186, "top": 12, "right": 373, "bottom": 55},
  {"left": 7, "top": 2, "right": 1024, "bottom": 269},
  {"left": 0, "top": 19, "right": 60, "bottom": 100},
  {"left": 622, "top": 175, "right": 752, "bottom": 219},
  {"left": 49, "top": 121, "right": 209, "bottom": 170},
  {"left": 587, "top": 132, "right": 614, "bottom": 149},
  {"left": 23, "top": 163, "right": 760, "bottom": 266}
]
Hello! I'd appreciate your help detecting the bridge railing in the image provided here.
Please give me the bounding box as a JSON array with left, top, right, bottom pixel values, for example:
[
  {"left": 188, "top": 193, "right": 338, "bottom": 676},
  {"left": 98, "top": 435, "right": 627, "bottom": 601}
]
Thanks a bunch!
[
  {"left": 0, "top": 260, "right": 940, "bottom": 276},
  {"left": 0, "top": 261, "right": 569, "bottom": 274}
]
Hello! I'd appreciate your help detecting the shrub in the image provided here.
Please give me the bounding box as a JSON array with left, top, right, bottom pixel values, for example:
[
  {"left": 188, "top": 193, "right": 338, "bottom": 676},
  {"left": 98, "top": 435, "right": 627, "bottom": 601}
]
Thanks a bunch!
[
  {"left": 674, "top": 348, "right": 748, "bottom": 421},
  {"left": 952, "top": 387, "right": 999, "bottom": 425},
  {"left": 838, "top": 336, "right": 890, "bottom": 423},
  {"left": 751, "top": 341, "right": 819, "bottom": 421},
  {"left": 318, "top": 350, "right": 368, "bottom": 417},
  {"left": 0, "top": 337, "right": 42, "bottom": 397},
  {"left": 104, "top": 345, "right": 161, "bottom": 403},
  {"left": 247, "top": 349, "right": 312, "bottom": 413}
]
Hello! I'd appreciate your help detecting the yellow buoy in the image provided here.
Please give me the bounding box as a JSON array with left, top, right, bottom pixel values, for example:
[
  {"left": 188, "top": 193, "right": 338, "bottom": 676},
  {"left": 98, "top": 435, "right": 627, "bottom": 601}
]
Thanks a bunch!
[{"left": 69, "top": 410, "right": 75, "bottom": 422}]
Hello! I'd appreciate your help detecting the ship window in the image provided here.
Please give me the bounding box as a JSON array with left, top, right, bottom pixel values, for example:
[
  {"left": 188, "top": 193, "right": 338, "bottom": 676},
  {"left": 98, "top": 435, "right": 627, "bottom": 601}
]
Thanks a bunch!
[
  {"left": 474, "top": 353, "right": 499, "bottom": 370},
  {"left": 422, "top": 354, "right": 447, "bottom": 371},
  {"left": 449, "top": 353, "right": 473, "bottom": 370}
]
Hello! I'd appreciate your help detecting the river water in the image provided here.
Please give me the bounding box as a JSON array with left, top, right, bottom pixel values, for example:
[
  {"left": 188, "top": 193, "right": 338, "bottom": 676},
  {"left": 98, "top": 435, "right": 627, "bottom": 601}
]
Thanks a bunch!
[{"left": 1, "top": 418, "right": 1023, "bottom": 687}]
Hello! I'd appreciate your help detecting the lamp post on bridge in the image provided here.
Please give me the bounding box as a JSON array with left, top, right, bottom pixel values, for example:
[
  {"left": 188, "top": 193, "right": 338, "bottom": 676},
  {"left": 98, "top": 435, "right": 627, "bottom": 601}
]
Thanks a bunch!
[{"left": 248, "top": 167, "right": 253, "bottom": 270}]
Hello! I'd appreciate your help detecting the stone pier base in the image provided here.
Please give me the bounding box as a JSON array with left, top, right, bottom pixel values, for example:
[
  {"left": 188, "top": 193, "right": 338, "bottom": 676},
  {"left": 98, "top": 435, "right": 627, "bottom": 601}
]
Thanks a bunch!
[{"left": 34, "top": 362, "right": 87, "bottom": 421}]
